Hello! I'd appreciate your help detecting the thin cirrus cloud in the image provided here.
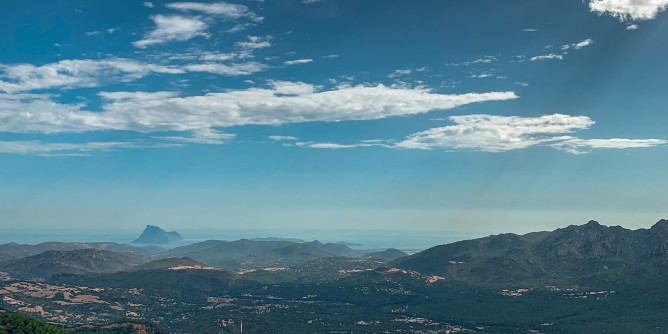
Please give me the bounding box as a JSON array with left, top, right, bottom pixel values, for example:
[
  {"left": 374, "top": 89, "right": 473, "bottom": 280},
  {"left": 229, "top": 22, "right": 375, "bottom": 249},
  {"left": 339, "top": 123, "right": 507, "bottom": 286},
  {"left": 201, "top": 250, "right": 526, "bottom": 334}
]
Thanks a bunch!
[
  {"left": 295, "top": 114, "right": 666, "bottom": 154},
  {"left": 294, "top": 140, "right": 391, "bottom": 149},
  {"left": 134, "top": 15, "right": 209, "bottom": 48},
  {"left": 269, "top": 136, "right": 299, "bottom": 141},
  {"left": 166, "top": 1, "right": 262, "bottom": 21},
  {"left": 236, "top": 35, "right": 272, "bottom": 49},
  {"left": 0, "top": 140, "right": 138, "bottom": 155},
  {"left": 396, "top": 114, "right": 594, "bottom": 151},
  {"left": 395, "top": 114, "right": 666, "bottom": 154},
  {"left": 551, "top": 138, "right": 667, "bottom": 154},
  {"left": 284, "top": 59, "right": 313, "bottom": 65},
  {"left": 0, "top": 58, "right": 269, "bottom": 93},
  {"left": 447, "top": 56, "right": 498, "bottom": 67},
  {"left": 0, "top": 59, "right": 184, "bottom": 93},
  {"left": 184, "top": 62, "right": 267, "bottom": 75},
  {"left": 531, "top": 38, "right": 593, "bottom": 61},
  {"left": 153, "top": 128, "right": 236, "bottom": 145},
  {"left": 562, "top": 38, "right": 594, "bottom": 50},
  {"left": 530, "top": 53, "right": 564, "bottom": 61},
  {"left": 387, "top": 69, "right": 412, "bottom": 78},
  {"left": 589, "top": 0, "right": 668, "bottom": 21}
]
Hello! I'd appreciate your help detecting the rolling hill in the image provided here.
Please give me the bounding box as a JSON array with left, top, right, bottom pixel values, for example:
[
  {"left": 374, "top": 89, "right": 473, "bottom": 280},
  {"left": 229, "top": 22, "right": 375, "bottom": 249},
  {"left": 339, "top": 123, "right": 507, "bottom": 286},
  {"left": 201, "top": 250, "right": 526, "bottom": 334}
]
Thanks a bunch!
[
  {"left": 0, "top": 242, "right": 161, "bottom": 263},
  {"left": 0, "top": 249, "right": 144, "bottom": 280},
  {"left": 161, "top": 239, "right": 349, "bottom": 270}
]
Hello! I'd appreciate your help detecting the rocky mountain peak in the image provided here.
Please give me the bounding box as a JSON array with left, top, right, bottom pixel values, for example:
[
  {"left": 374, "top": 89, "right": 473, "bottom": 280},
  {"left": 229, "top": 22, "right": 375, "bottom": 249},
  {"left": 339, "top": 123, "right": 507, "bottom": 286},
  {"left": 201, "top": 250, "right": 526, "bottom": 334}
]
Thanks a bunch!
[
  {"left": 651, "top": 219, "right": 668, "bottom": 231},
  {"left": 132, "top": 225, "right": 183, "bottom": 245}
]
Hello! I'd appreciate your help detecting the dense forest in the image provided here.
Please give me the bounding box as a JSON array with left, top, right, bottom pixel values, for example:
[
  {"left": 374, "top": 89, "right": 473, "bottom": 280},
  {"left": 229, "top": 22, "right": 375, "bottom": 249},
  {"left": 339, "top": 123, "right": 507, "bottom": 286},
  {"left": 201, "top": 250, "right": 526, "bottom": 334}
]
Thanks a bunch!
[{"left": 0, "top": 309, "right": 66, "bottom": 334}]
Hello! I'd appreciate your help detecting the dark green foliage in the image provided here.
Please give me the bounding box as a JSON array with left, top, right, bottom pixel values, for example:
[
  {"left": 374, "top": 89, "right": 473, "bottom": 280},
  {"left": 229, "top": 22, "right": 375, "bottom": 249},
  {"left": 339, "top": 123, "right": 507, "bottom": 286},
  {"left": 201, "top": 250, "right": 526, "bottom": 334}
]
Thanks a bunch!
[
  {"left": 52, "top": 292, "right": 65, "bottom": 301},
  {"left": 68, "top": 320, "right": 167, "bottom": 334},
  {"left": 0, "top": 309, "right": 66, "bottom": 334}
]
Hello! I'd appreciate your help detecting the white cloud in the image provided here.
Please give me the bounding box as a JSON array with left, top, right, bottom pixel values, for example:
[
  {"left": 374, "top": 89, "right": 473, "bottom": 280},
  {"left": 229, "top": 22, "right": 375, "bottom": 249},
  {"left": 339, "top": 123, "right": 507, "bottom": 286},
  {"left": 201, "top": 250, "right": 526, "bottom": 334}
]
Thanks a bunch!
[
  {"left": 299, "top": 142, "right": 389, "bottom": 149},
  {"left": 0, "top": 56, "right": 269, "bottom": 93},
  {"left": 535, "top": 39, "right": 591, "bottom": 61},
  {"left": 283, "top": 58, "right": 313, "bottom": 65},
  {"left": 167, "top": 1, "right": 261, "bottom": 21},
  {"left": 589, "top": 0, "right": 668, "bottom": 21},
  {"left": 289, "top": 127, "right": 666, "bottom": 154},
  {"left": 471, "top": 72, "right": 493, "bottom": 79},
  {"left": 303, "top": 0, "right": 324, "bottom": 4},
  {"left": 185, "top": 62, "right": 267, "bottom": 75},
  {"left": 391, "top": 114, "right": 665, "bottom": 154},
  {"left": 523, "top": 28, "right": 538, "bottom": 32},
  {"left": 95, "top": 85, "right": 517, "bottom": 133},
  {"left": 626, "top": 23, "right": 639, "bottom": 29},
  {"left": 236, "top": 35, "right": 272, "bottom": 49},
  {"left": 97, "top": 91, "right": 179, "bottom": 100},
  {"left": 551, "top": 138, "right": 667, "bottom": 154},
  {"left": 199, "top": 51, "right": 254, "bottom": 61},
  {"left": 0, "top": 137, "right": 189, "bottom": 156},
  {"left": 466, "top": 56, "right": 497, "bottom": 65},
  {"left": 396, "top": 114, "right": 593, "bottom": 151},
  {"left": 134, "top": 15, "right": 209, "bottom": 48},
  {"left": 0, "top": 59, "right": 184, "bottom": 93},
  {"left": 573, "top": 38, "right": 594, "bottom": 49},
  {"left": 322, "top": 54, "right": 339, "bottom": 59},
  {"left": 530, "top": 53, "right": 564, "bottom": 61},
  {"left": 0, "top": 85, "right": 517, "bottom": 141},
  {"left": 0, "top": 140, "right": 137, "bottom": 155},
  {"left": 448, "top": 56, "right": 498, "bottom": 67},
  {"left": 162, "top": 50, "right": 254, "bottom": 63},
  {"left": 143, "top": 2, "right": 154, "bottom": 8},
  {"left": 270, "top": 81, "right": 315, "bottom": 95},
  {"left": 0, "top": 93, "right": 113, "bottom": 133},
  {"left": 155, "top": 128, "right": 235, "bottom": 144},
  {"left": 388, "top": 69, "right": 412, "bottom": 78},
  {"left": 269, "top": 135, "right": 298, "bottom": 141}
]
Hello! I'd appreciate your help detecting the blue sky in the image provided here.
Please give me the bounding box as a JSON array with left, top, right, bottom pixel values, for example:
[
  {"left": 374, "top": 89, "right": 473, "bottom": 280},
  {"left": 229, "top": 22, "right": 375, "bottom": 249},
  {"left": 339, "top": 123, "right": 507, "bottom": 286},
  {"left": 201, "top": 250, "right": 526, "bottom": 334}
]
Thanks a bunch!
[{"left": 0, "top": 0, "right": 667, "bottom": 236}]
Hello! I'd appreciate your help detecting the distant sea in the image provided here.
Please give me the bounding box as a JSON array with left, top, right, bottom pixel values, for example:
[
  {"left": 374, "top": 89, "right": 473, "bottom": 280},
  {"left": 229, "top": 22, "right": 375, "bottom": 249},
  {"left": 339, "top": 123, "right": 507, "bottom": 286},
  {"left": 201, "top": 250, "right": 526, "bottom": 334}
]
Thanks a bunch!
[{"left": 0, "top": 229, "right": 481, "bottom": 254}]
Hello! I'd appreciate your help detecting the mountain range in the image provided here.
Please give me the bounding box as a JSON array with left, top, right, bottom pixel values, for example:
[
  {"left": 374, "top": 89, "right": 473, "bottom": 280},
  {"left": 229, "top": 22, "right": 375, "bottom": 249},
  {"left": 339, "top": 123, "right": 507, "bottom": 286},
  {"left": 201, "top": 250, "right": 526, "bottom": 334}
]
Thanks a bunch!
[
  {"left": 393, "top": 219, "right": 668, "bottom": 286},
  {"left": 2, "top": 220, "right": 668, "bottom": 333}
]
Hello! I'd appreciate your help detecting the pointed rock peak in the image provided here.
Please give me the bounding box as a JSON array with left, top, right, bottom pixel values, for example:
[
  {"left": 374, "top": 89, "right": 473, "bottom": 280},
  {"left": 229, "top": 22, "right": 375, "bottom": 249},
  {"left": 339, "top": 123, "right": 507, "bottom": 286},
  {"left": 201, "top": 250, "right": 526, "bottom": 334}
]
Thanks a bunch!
[
  {"left": 132, "top": 225, "right": 183, "bottom": 245},
  {"left": 310, "top": 240, "right": 323, "bottom": 245},
  {"left": 651, "top": 219, "right": 668, "bottom": 230},
  {"left": 580, "top": 220, "right": 606, "bottom": 231}
]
